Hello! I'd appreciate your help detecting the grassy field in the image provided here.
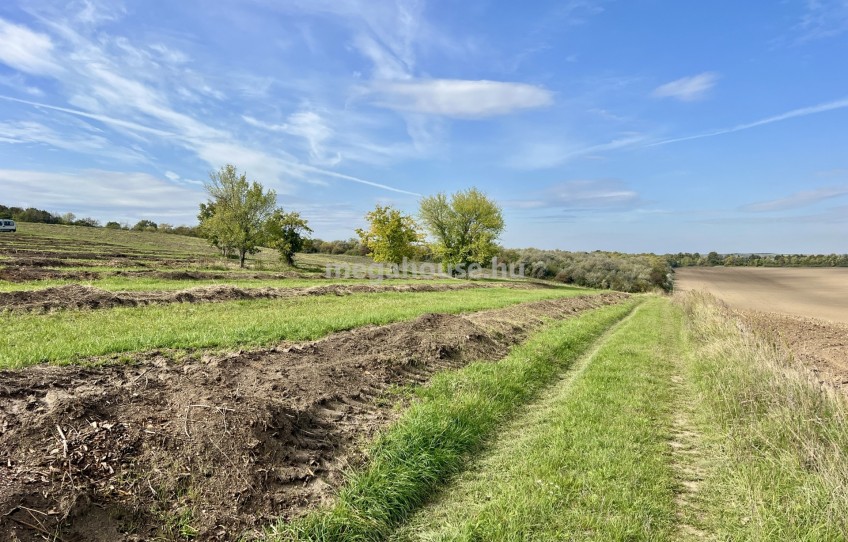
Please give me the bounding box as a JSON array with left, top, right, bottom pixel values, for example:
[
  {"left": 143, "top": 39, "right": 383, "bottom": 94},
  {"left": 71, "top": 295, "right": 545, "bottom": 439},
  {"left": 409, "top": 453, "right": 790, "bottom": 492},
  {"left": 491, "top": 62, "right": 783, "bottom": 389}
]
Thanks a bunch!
[
  {"left": 0, "top": 286, "right": 594, "bottom": 368},
  {"left": 262, "top": 294, "right": 848, "bottom": 541},
  {"left": 2, "top": 225, "right": 847, "bottom": 541}
]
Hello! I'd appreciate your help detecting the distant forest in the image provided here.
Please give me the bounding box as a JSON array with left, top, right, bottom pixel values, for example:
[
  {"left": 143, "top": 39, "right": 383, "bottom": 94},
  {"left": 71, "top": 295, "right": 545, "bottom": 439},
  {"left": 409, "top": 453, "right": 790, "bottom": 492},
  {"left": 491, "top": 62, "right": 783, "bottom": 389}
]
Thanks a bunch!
[{"left": 667, "top": 251, "right": 848, "bottom": 268}]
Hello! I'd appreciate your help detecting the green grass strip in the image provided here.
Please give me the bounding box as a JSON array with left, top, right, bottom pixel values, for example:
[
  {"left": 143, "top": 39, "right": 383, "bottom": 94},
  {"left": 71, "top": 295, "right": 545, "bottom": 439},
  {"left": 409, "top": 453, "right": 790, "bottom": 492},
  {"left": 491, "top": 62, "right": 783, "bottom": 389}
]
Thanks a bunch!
[
  {"left": 265, "top": 298, "right": 642, "bottom": 542},
  {"left": 0, "top": 287, "right": 592, "bottom": 369},
  {"left": 390, "top": 296, "right": 680, "bottom": 541},
  {"left": 680, "top": 293, "right": 848, "bottom": 540}
]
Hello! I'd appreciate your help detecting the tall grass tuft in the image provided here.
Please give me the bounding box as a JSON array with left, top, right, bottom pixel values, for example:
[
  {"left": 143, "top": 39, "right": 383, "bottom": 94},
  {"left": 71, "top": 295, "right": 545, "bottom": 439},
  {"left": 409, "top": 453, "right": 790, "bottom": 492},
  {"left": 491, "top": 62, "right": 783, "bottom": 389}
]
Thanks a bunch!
[{"left": 679, "top": 291, "right": 848, "bottom": 539}]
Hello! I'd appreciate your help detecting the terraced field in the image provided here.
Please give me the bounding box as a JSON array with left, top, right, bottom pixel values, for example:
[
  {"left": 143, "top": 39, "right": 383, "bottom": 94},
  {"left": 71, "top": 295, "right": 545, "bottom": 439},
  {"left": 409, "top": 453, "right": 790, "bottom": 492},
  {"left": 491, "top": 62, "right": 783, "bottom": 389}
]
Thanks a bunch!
[{"left": 2, "top": 225, "right": 847, "bottom": 541}]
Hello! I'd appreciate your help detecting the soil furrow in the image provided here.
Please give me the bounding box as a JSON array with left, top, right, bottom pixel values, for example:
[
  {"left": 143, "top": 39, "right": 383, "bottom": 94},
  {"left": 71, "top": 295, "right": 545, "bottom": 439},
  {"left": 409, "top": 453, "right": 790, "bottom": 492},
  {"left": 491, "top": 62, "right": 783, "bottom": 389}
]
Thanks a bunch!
[
  {"left": 0, "top": 282, "right": 495, "bottom": 313},
  {"left": 0, "top": 292, "right": 627, "bottom": 542}
]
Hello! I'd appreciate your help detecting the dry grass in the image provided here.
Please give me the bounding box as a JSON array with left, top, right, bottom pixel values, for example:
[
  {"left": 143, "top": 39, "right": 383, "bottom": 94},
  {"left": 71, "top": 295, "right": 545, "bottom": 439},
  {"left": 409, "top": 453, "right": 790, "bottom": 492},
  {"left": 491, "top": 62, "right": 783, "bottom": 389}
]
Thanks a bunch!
[{"left": 678, "top": 291, "right": 848, "bottom": 540}]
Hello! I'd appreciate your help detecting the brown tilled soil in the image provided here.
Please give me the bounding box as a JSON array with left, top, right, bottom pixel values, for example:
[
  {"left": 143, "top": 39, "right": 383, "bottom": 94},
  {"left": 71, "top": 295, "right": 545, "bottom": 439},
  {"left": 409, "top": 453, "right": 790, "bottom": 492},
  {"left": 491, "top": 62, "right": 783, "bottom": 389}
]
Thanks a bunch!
[
  {"left": 741, "top": 310, "right": 848, "bottom": 392},
  {"left": 0, "top": 266, "right": 310, "bottom": 283},
  {"left": 675, "top": 267, "right": 848, "bottom": 324},
  {"left": 0, "top": 267, "right": 104, "bottom": 282},
  {"left": 0, "top": 282, "right": 490, "bottom": 313},
  {"left": 0, "top": 293, "right": 628, "bottom": 541}
]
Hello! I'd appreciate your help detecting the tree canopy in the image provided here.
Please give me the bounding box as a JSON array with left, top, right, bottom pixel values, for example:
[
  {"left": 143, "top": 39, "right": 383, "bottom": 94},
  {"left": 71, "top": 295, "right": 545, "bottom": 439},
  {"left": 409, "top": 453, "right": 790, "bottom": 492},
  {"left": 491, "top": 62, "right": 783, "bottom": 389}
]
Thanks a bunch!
[
  {"left": 266, "top": 209, "right": 312, "bottom": 266},
  {"left": 419, "top": 188, "right": 504, "bottom": 275},
  {"left": 198, "top": 164, "right": 277, "bottom": 267},
  {"left": 356, "top": 205, "right": 421, "bottom": 267}
]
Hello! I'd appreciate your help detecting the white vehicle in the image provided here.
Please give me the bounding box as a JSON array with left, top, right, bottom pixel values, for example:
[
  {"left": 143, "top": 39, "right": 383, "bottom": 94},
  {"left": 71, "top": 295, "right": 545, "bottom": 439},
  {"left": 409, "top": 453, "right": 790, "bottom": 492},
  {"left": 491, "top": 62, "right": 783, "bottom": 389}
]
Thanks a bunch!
[{"left": 0, "top": 219, "right": 16, "bottom": 232}]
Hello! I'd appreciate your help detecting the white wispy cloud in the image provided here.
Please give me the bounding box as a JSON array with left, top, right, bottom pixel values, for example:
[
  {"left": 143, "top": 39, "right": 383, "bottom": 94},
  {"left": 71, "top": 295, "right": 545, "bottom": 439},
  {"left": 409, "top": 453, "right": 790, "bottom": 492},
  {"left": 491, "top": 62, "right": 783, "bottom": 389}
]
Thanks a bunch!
[
  {"left": 0, "top": 119, "right": 146, "bottom": 162},
  {"left": 741, "top": 186, "right": 848, "bottom": 212},
  {"left": 796, "top": 0, "right": 848, "bottom": 41},
  {"left": 652, "top": 72, "right": 718, "bottom": 102},
  {"left": 0, "top": 168, "right": 202, "bottom": 222},
  {"left": 506, "top": 134, "right": 647, "bottom": 170},
  {"left": 369, "top": 79, "right": 554, "bottom": 118},
  {"left": 0, "top": 18, "right": 62, "bottom": 75},
  {"left": 0, "top": 73, "right": 44, "bottom": 96},
  {"left": 243, "top": 110, "right": 342, "bottom": 166},
  {"left": 0, "top": 11, "right": 419, "bottom": 197},
  {"left": 508, "top": 179, "right": 642, "bottom": 211}
]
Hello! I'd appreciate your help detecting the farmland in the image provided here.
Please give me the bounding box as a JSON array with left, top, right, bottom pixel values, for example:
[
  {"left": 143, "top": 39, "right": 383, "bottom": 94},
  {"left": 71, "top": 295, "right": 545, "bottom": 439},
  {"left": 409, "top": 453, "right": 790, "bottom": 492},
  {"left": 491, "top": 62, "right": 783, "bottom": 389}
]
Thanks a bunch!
[
  {"left": 675, "top": 265, "right": 848, "bottom": 395},
  {"left": 2, "top": 224, "right": 848, "bottom": 541},
  {"left": 674, "top": 266, "right": 848, "bottom": 323}
]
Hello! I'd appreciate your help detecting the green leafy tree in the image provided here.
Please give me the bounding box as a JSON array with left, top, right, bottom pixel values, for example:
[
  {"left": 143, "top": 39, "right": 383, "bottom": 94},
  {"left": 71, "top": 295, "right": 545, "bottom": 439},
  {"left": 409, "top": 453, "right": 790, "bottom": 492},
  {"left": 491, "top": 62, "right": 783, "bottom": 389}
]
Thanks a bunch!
[
  {"left": 419, "top": 187, "right": 505, "bottom": 276},
  {"left": 356, "top": 205, "right": 421, "bottom": 268},
  {"left": 132, "top": 219, "right": 158, "bottom": 231},
  {"left": 266, "top": 209, "right": 312, "bottom": 266},
  {"left": 74, "top": 217, "right": 100, "bottom": 227},
  {"left": 199, "top": 164, "right": 277, "bottom": 267}
]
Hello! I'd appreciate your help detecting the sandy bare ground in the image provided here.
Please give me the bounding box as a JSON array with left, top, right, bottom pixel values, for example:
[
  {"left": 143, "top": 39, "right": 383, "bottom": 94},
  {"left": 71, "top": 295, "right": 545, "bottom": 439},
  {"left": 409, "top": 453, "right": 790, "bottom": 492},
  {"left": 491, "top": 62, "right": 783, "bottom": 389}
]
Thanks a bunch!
[{"left": 675, "top": 267, "right": 848, "bottom": 324}]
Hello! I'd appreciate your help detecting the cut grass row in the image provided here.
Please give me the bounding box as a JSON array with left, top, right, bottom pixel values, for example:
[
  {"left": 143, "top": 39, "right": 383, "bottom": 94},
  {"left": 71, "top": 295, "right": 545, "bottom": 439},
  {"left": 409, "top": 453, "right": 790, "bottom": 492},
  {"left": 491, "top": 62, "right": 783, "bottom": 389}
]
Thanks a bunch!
[
  {"left": 265, "top": 297, "right": 642, "bottom": 541},
  {"left": 1, "top": 222, "right": 215, "bottom": 256},
  {"left": 392, "top": 296, "right": 679, "bottom": 541},
  {"left": 0, "top": 286, "right": 595, "bottom": 369}
]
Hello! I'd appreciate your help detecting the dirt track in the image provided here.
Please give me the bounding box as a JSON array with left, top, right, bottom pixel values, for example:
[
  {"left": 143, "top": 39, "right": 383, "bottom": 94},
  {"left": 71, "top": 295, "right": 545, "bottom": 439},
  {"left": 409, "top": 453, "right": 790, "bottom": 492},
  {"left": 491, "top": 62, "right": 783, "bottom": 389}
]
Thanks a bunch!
[
  {"left": 0, "top": 293, "right": 628, "bottom": 541},
  {"left": 675, "top": 267, "right": 848, "bottom": 324}
]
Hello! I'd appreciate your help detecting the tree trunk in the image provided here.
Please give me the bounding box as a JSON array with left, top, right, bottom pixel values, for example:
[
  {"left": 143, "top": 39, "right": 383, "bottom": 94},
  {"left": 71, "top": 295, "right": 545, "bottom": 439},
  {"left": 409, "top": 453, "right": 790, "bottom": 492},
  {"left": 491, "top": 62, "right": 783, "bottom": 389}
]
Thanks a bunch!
[{"left": 239, "top": 249, "right": 246, "bottom": 268}]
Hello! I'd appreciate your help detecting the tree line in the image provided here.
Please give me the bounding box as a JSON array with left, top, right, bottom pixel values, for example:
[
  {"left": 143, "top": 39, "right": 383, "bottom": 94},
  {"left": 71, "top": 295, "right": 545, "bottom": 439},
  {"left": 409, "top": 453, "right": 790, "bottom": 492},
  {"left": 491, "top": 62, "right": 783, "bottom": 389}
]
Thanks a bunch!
[
  {"left": 667, "top": 252, "right": 848, "bottom": 268},
  {"left": 0, "top": 204, "right": 201, "bottom": 236},
  {"left": 197, "top": 165, "right": 503, "bottom": 270},
  {"left": 196, "top": 164, "right": 671, "bottom": 291}
]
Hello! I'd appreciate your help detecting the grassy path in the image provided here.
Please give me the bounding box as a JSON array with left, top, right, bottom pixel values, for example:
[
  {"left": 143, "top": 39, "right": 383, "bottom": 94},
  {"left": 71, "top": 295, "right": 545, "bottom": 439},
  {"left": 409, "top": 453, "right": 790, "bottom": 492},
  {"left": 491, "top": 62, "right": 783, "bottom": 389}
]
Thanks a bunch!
[
  {"left": 0, "top": 287, "right": 595, "bottom": 369},
  {"left": 265, "top": 299, "right": 641, "bottom": 541},
  {"left": 392, "top": 296, "right": 683, "bottom": 541}
]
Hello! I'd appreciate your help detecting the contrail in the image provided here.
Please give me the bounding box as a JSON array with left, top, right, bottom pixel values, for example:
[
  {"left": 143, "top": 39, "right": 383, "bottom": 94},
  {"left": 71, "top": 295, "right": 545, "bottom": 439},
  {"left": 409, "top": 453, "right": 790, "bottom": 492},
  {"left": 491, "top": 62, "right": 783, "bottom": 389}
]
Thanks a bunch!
[
  {"left": 0, "top": 95, "right": 175, "bottom": 137},
  {"left": 648, "top": 96, "right": 848, "bottom": 147},
  {"left": 295, "top": 163, "right": 422, "bottom": 197}
]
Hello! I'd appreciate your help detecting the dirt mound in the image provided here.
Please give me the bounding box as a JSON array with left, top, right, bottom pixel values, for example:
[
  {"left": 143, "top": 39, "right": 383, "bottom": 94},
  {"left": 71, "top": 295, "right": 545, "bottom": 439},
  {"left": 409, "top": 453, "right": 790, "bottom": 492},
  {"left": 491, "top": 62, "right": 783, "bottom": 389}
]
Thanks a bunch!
[
  {"left": 0, "top": 267, "right": 102, "bottom": 283},
  {"left": 741, "top": 310, "right": 848, "bottom": 392},
  {"left": 2, "top": 257, "right": 73, "bottom": 268},
  {"left": 0, "top": 293, "right": 628, "bottom": 541},
  {"left": 143, "top": 270, "right": 307, "bottom": 281},
  {"left": 0, "top": 282, "right": 489, "bottom": 312},
  {"left": 0, "top": 285, "right": 125, "bottom": 311}
]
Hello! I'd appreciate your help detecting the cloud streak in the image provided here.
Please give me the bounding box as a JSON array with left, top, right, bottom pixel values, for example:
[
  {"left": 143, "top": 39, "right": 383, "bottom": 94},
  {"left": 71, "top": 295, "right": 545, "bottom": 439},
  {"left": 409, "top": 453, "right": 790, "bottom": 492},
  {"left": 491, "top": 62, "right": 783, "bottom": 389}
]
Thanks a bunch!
[
  {"left": 368, "top": 79, "right": 553, "bottom": 118},
  {"left": 653, "top": 72, "right": 718, "bottom": 102},
  {"left": 0, "top": 168, "right": 202, "bottom": 222},
  {"left": 741, "top": 186, "right": 848, "bottom": 212},
  {"left": 508, "top": 179, "right": 642, "bottom": 211}
]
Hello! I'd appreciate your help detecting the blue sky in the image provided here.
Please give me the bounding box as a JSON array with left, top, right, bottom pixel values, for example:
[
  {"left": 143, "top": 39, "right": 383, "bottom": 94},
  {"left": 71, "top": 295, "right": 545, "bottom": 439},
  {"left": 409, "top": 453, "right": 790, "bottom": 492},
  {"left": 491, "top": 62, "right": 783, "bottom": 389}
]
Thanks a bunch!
[{"left": 1, "top": 0, "right": 847, "bottom": 253}]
